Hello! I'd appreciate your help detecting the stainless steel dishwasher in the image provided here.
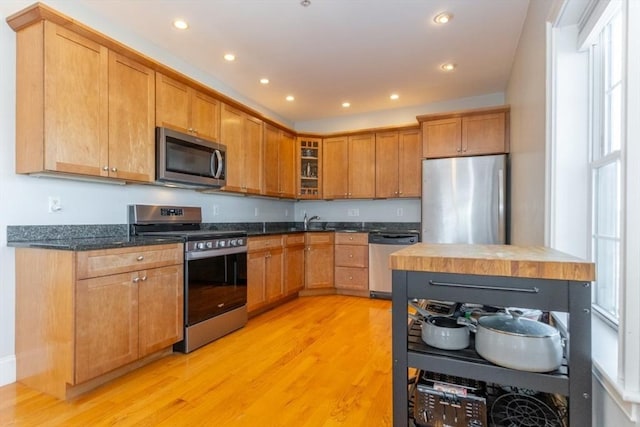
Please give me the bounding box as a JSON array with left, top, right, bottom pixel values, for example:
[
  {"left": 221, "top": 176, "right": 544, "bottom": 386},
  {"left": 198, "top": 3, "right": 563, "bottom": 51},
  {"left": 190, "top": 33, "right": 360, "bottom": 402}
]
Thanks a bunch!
[{"left": 368, "top": 231, "right": 419, "bottom": 299}]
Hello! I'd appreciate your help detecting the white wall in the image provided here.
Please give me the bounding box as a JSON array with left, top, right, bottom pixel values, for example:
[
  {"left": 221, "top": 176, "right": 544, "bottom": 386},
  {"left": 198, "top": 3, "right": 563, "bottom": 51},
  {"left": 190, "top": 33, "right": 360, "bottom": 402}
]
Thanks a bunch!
[{"left": 505, "top": 0, "right": 552, "bottom": 246}]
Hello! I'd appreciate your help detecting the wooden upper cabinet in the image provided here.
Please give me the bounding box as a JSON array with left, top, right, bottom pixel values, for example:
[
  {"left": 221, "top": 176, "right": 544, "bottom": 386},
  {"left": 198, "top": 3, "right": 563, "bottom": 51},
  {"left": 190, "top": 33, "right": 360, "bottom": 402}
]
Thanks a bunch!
[
  {"left": 420, "top": 107, "right": 509, "bottom": 158},
  {"left": 15, "top": 20, "right": 154, "bottom": 182},
  {"left": 220, "top": 103, "right": 263, "bottom": 194},
  {"left": 108, "top": 51, "right": 155, "bottom": 182},
  {"left": 263, "top": 124, "right": 296, "bottom": 198},
  {"left": 156, "top": 73, "right": 220, "bottom": 142},
  {"left": 348, "top": 134, "right": 376, "bottom": 198},
  {"left": 462, "top": 113, "right": 506, "bottom": 156},
  {"left": 322, "top": 136, "right": 349, "bottom": 199},
  {"left": 323, "top": 134, "right": 375, "bottom": 199},
  {"left": 297, "top": 137, "right": 323, "bottom": 199},
  {"left": 375, "top": 132, "right": 400, "bottom": 198},
  {"left": 397, "top": 129, "right": 421, "bottom": 198}
]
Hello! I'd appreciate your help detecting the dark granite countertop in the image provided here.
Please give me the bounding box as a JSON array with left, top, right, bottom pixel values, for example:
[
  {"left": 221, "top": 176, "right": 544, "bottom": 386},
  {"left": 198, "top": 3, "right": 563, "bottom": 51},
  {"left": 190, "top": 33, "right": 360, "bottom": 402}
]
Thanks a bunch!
[
  {"left": 7, "top": 235, "right": 184, "bottom": 251},
  {"left": 6, "top": 222, "right": 420, "bottom": 250}
]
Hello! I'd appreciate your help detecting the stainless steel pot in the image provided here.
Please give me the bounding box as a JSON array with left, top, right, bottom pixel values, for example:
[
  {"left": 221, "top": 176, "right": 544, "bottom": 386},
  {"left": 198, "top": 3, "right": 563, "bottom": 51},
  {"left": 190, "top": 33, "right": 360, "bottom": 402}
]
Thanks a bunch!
[{"left": 474, "top": 311, "right": 563, "bottom": 372}]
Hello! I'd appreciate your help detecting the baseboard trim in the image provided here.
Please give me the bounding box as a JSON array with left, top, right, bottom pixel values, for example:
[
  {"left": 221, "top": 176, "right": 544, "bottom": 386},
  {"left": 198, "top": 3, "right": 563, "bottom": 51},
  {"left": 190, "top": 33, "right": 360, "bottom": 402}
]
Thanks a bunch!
[{"left": 0, "top": 354, "right": 17, "bottom": 387}]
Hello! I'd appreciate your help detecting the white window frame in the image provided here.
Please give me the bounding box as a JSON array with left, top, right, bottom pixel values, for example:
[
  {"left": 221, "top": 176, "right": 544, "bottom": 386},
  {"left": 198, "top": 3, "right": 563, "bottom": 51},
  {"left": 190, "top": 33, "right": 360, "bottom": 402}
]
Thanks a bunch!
[{"left": 550, "top": 0, "right": 640, "bottom": 417}]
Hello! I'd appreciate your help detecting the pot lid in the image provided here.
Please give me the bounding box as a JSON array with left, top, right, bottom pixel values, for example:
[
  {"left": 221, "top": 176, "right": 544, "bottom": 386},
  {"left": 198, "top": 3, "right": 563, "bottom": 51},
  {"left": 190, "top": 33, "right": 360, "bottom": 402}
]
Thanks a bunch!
[{"left": 478, "top": 311, "right": 559, "bottom": 338}]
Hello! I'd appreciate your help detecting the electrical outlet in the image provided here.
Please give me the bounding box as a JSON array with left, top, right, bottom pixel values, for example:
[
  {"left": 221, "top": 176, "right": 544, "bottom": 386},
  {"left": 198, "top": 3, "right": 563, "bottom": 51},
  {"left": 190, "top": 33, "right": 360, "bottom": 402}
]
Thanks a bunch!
[
  {"left": 48, "top": 196, "right": 62, "bottom": 213},
  {"left": 347, "top": 208, "right": 359, "bottom": 217},
  {"left": 213, "top": 205, "right": 219, "bottom": 216},
  {"left": 396, "top": 208, "right": 404, "bottom": 217}
]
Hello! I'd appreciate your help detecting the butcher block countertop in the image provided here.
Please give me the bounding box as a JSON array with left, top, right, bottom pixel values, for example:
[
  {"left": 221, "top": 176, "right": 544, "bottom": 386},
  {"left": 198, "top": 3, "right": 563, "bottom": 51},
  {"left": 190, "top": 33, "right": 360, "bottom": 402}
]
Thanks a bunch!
[{"left": 390, "top": 244, "right": 595, "bottom": 282}]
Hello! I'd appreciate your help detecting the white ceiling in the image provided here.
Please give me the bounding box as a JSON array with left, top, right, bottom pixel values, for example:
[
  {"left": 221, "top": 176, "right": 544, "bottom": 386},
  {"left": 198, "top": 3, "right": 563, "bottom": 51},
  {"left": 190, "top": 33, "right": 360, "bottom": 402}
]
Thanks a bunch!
[{"left": 79, "top": 0, "right": 530, "bottom": 124}]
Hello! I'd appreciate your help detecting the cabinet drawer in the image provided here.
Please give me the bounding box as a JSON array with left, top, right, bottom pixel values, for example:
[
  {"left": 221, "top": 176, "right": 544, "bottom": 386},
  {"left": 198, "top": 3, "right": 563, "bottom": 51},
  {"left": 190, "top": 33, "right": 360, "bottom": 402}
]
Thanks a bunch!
[
  {"left": 285, "top": 234, "right": 305, "bottom": 246},
  {"left": 335, "top": 232, "right": 368, "bottom": 245},
  {"left": 335, "top": 245, "right": 368, "bottom": 268},
  {"left": 248, "top": 235, "right": 283, "bottom": 251},
  {"left": 335, "top": 267, "right": 368, "bottom": 290},
  {"left": 305, "top": 232, "right": 334, "bottom": 245},
  {"left": 76, "top": 244, "right": 183, "bottom": 279}
]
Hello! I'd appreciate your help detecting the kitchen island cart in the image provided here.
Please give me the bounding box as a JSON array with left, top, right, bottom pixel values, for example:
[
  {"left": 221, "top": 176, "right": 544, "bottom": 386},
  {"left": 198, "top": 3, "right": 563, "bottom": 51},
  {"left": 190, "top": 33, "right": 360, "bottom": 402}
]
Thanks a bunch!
[{"left": 390, "top": 244, "right": 595, "bottom": 427}]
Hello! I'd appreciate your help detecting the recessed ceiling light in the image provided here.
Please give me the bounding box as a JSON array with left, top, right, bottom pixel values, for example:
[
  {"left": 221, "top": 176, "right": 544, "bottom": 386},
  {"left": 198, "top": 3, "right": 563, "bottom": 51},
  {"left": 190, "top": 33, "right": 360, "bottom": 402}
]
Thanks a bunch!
[
  {"left": 342, "top": 102, "right": 351, "bottom": 108},
  {"left": 300, "top": 0, "right": 311, "bottom": 7},
  {"left": 390, "top": 93, "right": 399, "bottom": 100},
  {"left": 260, "top": 78, "right": 270, "bottom": 85},
  {"left": 433, "top": 12, "right": 453, "bottom": 25},
  {"left": 441, "top": 63, "right": 457, "bottom": 72},
  {"left": 173, "top": 19, "right": 189, "bottom": 30},
  {"left": 286, "top": 95, "right": 295, "bottom": 102},
  {"left": 224, "top": 53, "right": 236, "bottom": 62}
]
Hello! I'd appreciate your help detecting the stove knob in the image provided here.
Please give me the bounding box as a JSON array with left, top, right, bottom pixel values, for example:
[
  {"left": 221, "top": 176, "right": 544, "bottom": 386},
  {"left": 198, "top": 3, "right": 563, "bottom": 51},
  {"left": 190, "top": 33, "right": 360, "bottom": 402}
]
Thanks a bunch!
[
  {"left": 237, "top": 238, "right": 245, "bottom": 246},
  {"left": 218, "top": 240, "right": 226, "bottom": 248},
  {"left": 206, "top": 241, "right": 213, "bottom": 249},
  {"left": 230, "top": 239, "right": 237, "bottom": 246},
  {"left": 196, "top": 242, "right": 205, "bottom": 250}
]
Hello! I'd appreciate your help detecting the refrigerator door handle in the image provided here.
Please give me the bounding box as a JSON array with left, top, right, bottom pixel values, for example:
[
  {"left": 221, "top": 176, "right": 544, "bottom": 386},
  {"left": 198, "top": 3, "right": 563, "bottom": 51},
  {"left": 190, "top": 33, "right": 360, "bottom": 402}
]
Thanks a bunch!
[{"left": 498, "top": 167, "right": 505, "bottom": 243}]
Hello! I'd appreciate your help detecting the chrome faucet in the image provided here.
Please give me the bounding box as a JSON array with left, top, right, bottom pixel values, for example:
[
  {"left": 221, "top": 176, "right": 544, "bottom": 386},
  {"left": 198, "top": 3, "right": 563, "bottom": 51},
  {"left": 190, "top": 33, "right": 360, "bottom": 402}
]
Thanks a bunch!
[{"left": 303, "top": 213, "right": 320, "bottom": 230}]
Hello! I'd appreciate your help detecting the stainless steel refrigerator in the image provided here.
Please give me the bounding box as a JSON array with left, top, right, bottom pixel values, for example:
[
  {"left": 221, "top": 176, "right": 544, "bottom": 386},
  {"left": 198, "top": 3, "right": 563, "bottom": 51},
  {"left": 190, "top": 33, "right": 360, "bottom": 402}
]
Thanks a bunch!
[{"left": 421, "top": 154, "right": 507, "bottom": 244}]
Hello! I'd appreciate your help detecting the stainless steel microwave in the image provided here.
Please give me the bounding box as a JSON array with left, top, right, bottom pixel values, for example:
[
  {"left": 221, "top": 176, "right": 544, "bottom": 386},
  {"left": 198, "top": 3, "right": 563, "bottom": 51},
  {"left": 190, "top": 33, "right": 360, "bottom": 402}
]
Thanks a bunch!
[{"left": 156, "top": 127, "right": 226, "bottom": 188}]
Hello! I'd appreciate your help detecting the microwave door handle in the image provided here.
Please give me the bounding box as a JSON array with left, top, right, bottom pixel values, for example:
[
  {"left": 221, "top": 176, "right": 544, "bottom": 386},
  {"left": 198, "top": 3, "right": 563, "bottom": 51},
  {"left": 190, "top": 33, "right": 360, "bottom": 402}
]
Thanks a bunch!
[{"left": 212, "top": 150, "right": 223, "bottom": 179}]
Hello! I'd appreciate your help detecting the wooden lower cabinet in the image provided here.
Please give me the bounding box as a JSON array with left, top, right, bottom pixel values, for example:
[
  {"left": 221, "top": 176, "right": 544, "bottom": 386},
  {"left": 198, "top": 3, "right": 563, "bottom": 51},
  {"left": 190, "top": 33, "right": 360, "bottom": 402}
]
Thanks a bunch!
[
  {"left": 304, "top": 232, "right": 335, "bottom": 289},
  {"left": 334, "top": 233, "right": 369, "bottom": 293},
  {"left": 15, "top": 244, "right": 183, "bottom": 400},
  {"left": 284, "top": 234, "right": 305, "bottom": 295},
  {"left": 247, "top": 235, "right": 284, "bottom": 314}
]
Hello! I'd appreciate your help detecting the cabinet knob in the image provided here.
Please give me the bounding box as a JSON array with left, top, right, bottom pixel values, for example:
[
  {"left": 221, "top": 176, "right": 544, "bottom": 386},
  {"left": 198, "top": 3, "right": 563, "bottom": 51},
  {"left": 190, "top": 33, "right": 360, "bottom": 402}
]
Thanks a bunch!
[
  {"left": 188, "top": 127, "right": 193, "bottom": 133},
  {"left": 111, "top": 167, "right": 117, "bottom": 172},
  {"left": 349, "top": 254, "right": 353, "bottom": 258},
  {"left": 137, "top": 255, "right": 144, "bottom": 261},
  {"left": 133, "top": 277, "right": 140, "bottom": 283},
  {"left": 102, "top": 166, "right": 109, "bottom": 171},
  {"left": 140, "top": 276, "right": 147, "bottom": 281},
  {"left": 349, "top": 276, "right": 353, "bottom": 280}
]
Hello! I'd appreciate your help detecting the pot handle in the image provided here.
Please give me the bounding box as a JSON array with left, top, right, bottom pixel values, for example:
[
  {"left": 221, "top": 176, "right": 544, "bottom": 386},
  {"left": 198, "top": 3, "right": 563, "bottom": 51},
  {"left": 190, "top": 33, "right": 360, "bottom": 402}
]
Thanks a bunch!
[
  {"left": 408, "top": 301, "right": 433, "bottom": 319},
  {"left": 456, "top": 316, "right": 478, "bottom": 333}
]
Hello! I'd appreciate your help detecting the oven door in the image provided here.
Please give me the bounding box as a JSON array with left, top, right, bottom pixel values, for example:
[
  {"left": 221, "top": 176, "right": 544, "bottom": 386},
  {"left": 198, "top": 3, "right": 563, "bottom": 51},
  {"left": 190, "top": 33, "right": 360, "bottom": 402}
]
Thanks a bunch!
[{"left": 185, "top": 248, "right": 247, "bottom": 326}]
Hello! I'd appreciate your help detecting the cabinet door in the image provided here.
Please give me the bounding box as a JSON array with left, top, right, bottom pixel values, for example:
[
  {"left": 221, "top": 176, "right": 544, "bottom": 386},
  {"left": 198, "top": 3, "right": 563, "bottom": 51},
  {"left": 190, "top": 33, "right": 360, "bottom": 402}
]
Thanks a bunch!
[
  {"left": 155, "top": 73, "right": 190, "bottom": 133},
  {"left": 265, "top": 248, "right": 284, "bottom": 302},
  {"left": 108, "top": 51, "right": 155, "bottom": 182},
  {"left": 322, "top": 136, "right": 349, "bottom": 199},
  {"left": 138, "top": 265, "right": 184, "bottom": 357},
  {"left": 462, "top": 112, "right": 506, "bottom": 155},
  {"left": 247, "top": 251, "right": 267, "bottom": 313},
  {"left": 75, "top": 272, "right": 138, "bottom": 384},
  {"left": 305, "top": 233, "right": 335, "bottom": 289},
  {"left": 279, "top": 132, "right": 297, "bottom": 198},
  {"left": 43, "top": 22, "right": 108, "bottom": 176},
  {"left": 422, "top": 117, "right": 462, "bottom": 158},
  {"left": 284, "top": 242, "right": 305, "bottom": 295},
  {"left": 220, "top": 103, "right": 245, "bottom": 191},
  {"left": 263, "top": 124, "right": 281, "bottom": 196},
  {"left": 375, "top": 132, "right": 400, "bottom": 198},
  {"left": 348, "top": 134, "right": 376, "bottom": 198},
  {"left": 191, "top": 91, "right": 220, "bottom": 142},
  {"left": 398, "top": 129, "right": 421, "bottom": 198},
  {"left": 244, "top": 115, "right": 263, "bottom": 194}
]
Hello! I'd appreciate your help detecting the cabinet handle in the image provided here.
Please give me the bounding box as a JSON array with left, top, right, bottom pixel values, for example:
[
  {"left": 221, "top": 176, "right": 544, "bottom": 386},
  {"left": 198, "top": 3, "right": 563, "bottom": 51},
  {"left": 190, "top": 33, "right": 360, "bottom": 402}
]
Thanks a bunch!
[
  {"left": 429, "top": 280, "right": 540, "bottom": 294},
  {"left": 137, "top": 255, "right": 144, "bottom": 261},
  {"left": 111, "top": 167, "right": 117, "bottom": 172}
]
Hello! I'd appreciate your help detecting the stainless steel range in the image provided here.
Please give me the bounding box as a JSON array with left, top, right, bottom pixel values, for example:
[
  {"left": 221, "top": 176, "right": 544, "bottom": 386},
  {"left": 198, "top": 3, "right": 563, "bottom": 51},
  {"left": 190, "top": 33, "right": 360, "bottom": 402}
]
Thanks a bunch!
[{"left": 129, "top": 204, "right": 247, "bottom": 353}]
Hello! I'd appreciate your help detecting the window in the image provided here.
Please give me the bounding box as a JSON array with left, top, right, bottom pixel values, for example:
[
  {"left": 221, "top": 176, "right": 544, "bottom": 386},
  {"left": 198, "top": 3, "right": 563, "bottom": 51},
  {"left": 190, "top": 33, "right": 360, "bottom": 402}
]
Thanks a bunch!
[{"left": 590, "top": 11, "right": 622, "bottom": 323}]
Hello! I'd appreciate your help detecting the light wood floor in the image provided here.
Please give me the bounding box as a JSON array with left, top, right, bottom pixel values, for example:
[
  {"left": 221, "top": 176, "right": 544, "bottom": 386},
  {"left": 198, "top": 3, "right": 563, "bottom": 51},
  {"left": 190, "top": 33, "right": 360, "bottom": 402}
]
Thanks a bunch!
[{"left": 0, "top": 295, "right": 393, "bottom": 426}]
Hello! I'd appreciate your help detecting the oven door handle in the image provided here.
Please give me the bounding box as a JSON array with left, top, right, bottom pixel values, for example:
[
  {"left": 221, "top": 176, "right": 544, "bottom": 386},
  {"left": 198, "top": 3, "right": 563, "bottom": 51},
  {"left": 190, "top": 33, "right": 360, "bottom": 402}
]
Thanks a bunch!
[{"left": 186, "top": 246, "right": 246, "bottom": 260}]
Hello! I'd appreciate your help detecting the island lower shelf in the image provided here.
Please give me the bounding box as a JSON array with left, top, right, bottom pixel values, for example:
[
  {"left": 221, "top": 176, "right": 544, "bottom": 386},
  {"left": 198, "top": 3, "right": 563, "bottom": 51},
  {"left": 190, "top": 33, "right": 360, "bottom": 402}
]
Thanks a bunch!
[{"left": 407, "top": 319, "right": 569, "bottom": 395}]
